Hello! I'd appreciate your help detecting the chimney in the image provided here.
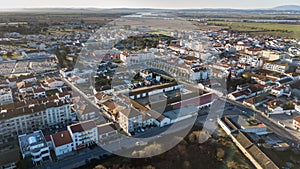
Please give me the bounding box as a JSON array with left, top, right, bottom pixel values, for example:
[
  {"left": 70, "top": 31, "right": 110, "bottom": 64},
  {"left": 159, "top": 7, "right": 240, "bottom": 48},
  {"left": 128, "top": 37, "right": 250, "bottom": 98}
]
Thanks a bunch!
[{"left": 61, "top": 133, "right": 64, "bottom": 138}]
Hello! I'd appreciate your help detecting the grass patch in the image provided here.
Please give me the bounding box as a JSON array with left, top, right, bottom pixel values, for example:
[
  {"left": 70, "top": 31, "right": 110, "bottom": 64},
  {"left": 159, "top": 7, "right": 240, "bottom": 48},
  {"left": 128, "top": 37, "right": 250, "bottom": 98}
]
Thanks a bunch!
[{"left": 208, "top": 21, "right": 300, "bottom": 38}]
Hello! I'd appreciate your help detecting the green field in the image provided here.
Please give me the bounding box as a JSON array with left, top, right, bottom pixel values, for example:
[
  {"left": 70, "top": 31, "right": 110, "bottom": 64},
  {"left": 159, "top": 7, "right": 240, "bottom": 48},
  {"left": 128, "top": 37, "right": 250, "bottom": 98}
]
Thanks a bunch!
[{"left": 208, "top": 21, "right": 300, "bottom": 38}]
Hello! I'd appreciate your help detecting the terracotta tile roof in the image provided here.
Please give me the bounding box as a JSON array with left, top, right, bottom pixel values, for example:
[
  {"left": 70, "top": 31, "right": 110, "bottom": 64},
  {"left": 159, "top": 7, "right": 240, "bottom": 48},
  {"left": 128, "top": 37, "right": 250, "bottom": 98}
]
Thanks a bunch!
[
  {"left": 51, "top": 130, "right": 73, "bottom": 147},
  {"left": 266, "top": 99, "right": 282, "bottom": 109},
  {"left": 58, "top": 91, "right": 72, "bottom": 98},
  {"left": 201, "top": 80, "right": 218, "bottom": 86},
  {"left": 120, "top": 108, "right": 141, "bottom": 118},
  {"left": 97, "top": 123, "right": 117, "bottom": 135},
  {"left": 294, "top": 116, "right": 300, "bottom": 123},
  {"left": 0, "top": 99, "right": 68, "bottom": 120},
  {"left": 44, "top": 134, "right": 51, "bottom": 142},
  {"left": 171, "top": 93, "right": 218, "bottom": 109},
  {"left": 231, "top": 90, "right": 247, "bottom": 97},
  {"left": 103, "top": 100, "right": 119, "bottom": 111},
  {"left": 33, "top": 87, "right": 45, "bottom": 93},
  {"left": 69, "top": 120, "right": 96, "bottom": 133},
  {"left": 95, "top": 92, "right": 106, "bottom": 100}
]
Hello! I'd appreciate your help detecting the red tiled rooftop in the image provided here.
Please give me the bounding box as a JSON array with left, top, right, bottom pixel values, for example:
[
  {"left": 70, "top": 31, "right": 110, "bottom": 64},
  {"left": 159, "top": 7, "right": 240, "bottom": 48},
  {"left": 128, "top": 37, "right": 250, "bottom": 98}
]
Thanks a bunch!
[
  {"left": 171, "top": 93, "right": 218, "bottom": 109},
  {"left": 33, "top": 87, "right": 45, "bottom": 93},
  {"left": 51, "top": 130, "right": 73, "bottom": 147},
  {"left": 69, "top": 120, "right": 96, "bottom": 133},
  {"left": 294, "top": 116, "right": 300, "bottom": 123}
]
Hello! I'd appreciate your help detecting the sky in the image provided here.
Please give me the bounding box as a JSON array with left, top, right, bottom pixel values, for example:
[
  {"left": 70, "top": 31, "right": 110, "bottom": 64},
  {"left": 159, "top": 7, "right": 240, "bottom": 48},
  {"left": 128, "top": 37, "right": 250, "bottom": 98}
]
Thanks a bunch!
[{"left": 0, "top": 0, "right": 300, "bottom": 9}]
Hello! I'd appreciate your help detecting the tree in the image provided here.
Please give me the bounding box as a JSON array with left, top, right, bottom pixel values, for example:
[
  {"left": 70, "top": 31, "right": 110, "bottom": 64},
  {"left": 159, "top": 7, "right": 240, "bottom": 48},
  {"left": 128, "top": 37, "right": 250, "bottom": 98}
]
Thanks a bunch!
[
  {"left": 216, "top": 148, "right": 225, "bottom": 161},
  {"left": 133, "top": 143, "right": 162, "bottom": 157},
  {"left": 226, "top": 71, "right": 232, "bottom": 91},
  {"left": 94, "top": 165, "right": 107, "bottom": 169},
  {"left": 188, "top": 131, "right": 200, "bottom": 143},
  {"left": 227, "top": 161, "right": 238, "bottom": 169},
  {"left": 6, "top": 51, "right": 13, "bottom": 57}
]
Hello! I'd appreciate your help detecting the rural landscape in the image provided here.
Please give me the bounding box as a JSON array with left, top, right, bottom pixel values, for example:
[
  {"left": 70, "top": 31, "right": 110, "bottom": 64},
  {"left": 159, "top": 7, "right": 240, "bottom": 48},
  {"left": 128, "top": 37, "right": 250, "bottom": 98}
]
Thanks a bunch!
[{"left": 1, "top": 2, "right": 300, "bottom": 169}]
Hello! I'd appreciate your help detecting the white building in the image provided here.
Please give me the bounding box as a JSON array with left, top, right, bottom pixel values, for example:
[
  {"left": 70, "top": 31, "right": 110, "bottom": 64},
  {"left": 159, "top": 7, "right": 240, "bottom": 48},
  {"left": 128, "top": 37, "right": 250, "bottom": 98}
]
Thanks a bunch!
[
  {"left": 190, "top": 67, "right": 210, "bottom": 81},
  {"left": 97, "top": 123, "right": 118, "bottom": 144},
  {"left": 50, "top": 130, "right": 74, "bottom": 156},
  {"left": 18, "top": 130, "right": 51, "bottom": 165},
  {"left": 33, "top": 87, "right": 46, "bottom": 98},
  {"left": 0, "top": 87, "right": 13, "bottom": 105},
  {"left": 0, "top": 99, "right": 72, "bottom": 142},
  {"left": 68, "top": 120, "right": 98, "bottom": 150},
  {"left": 60, "top": 68, "right": 73, "bottom": 78},
  {"left": 43, "top": 77, "right": 65, "bottom": 89},
  {"left": 263, "top": 61, "right": 289, "bottom": 73},
  {"left": 120, "top": 52, "right": 155, "bottom": 65},
  {"left": 119, "top": 108, "right": 143, "bottom": 133}
]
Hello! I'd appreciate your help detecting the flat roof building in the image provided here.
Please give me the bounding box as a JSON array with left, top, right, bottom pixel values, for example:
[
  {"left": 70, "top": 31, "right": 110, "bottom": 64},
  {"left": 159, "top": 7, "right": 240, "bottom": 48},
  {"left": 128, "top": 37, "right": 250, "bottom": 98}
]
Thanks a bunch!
[{"left": 18, "top": 130, "right": 51, "bottom": 165}]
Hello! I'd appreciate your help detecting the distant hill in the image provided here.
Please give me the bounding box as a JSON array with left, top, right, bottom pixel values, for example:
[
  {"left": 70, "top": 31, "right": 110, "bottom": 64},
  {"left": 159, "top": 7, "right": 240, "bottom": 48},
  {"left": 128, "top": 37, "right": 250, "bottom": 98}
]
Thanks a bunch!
[{"left": 272, "top": 5, "right": 300, "bottom": 11}]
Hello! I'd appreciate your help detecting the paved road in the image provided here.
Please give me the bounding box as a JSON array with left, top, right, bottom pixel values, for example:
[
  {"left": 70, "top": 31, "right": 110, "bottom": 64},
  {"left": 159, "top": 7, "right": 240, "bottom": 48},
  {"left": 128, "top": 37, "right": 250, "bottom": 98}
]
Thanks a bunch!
[
  {"left": 220, "top": 97, "right": 300, "bottom": 146},
  {"left": 56, "top": 76, "right": 300, "bottom": 169},
  {"left": 38, "top": 147, "right": 110, "bottom": 169},
  {"left": 37, "top": 117, "right": 198, "bottom": 169}
]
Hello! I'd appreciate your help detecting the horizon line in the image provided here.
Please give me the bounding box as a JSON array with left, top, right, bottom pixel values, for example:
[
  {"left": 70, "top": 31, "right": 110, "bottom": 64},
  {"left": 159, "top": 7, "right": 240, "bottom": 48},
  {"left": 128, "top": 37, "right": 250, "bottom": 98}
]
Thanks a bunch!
[{"left": 0, "top": 5, "right": 299, "bottom": 11}]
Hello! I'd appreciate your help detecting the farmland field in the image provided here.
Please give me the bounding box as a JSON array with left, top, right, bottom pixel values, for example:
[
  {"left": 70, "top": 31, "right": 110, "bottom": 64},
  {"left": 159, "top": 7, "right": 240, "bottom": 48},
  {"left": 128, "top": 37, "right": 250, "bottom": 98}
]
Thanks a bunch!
[{"left": 207, "top": 21, "right": 300, "bottom": 38}]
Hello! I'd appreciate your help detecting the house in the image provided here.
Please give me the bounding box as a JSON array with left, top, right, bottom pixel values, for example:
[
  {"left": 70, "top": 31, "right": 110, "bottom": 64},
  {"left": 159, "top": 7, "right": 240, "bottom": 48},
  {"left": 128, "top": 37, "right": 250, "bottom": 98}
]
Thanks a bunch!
[
  {"left": 67, "top": 120, "right": 98, "bottom": 150},
  {"left": 119, "top": 108, "right": 143, "bottom": 133},
  {"left": 235, "top": 42, "right": 250, "bottom": 51},
  {"left": 50, "top": 130, "right": 74, "bottom": 156},
  {"left": 228, "top": 90, "right": 248, "bottom": 101},
  {"left": 128, "top": 82, "right": 182, "bottom": 100},
  {"left": 250, "top": 73, "right": 274, "bottom": 85},
  {"left": 198, "top": 80, "right": 221, "bottom": 90},
  {"left": 44, "top": 135, "right": 52, "bottom": 148},
  {"left": 262, "top": 50, "right": 281, "bottom": 61},
  {"left": 73, "top": 76, "right": 88, "bottom": 84},
  {"left": 237, "top": 63, "right": 251, "bottom": 70},
  {"left": 0, "top": 98, "right": 72, "bottom": 141},
  {"left": 163, "top": 104, "right": 198, "bottom": 124},
  {"left": 263, "top": 60, "right": 289, "bottom": 73},
  {"left": 117, "top": 93, "right": 171, "bottom": 128},
  {"left": 18, "top": 82, "right": 35, "bottom": 93},
  {"left": 229, "top": 115, "right": 267, "bottom": 134},
  {"left": 0, "top": 87, "right": 13, "bottom": 105},
  {"left": 156, "top": 114, "right": 171, "bottom": 127},
  {"left": 190, "top": 66, "right": 210, "bottom": 81},
  {"left": 237, "top": 84, "right": 250, "bottom": 91},
  {"left": 270, "top": 86, "right": 291, "bottom": 97},
  {"left": 234, "top": 84, "right": 266, "bottom": 99},
  {"left": 248, "top": 84, "right": 267, "bottom": 96},
  {"left": 265, "top": 99, "right": 283, "bottom": 113},
  {"left": 120, "top": 52, "right": 155, "bottom": 65},
  {"left": 60, "top": 68, "right": 73, "bottom": 78},
  {"left": 276, "top": 77, "right": 294, "bottom": 86},
  {"left": 56, "top": 91, "right": 72, "bottom": 101},
  {"left": 94, "top": 92, "right": 112, "bottom": 104},
  {"left": 97, "top": 123, "right": 118, "bottom": 144},
  {"left": 75, "top": 102, "right": 102, "bottom": 121},
  {"left": 101, "top": 100, "right": 124, "bottom": 121},
  {"left": 243, "top": 95, "right": 269, "bottom": 109},
  {"left": 245, "top": 48, "right": 262, "bottom": 56},
  {"left": 142, "top": 110, "right": 170, "bottom": 127},
  {"left": 140, "top": 70, "right": 153, "bottom": 80},
  {"left": 33, "top": 87, "right": 46, "bottom": 98},
  {"left": 43, "top": 77, "right": 64, "bottom": 89},
  {"left": 293, "top": 116, "right": 300, "bottom": 131}
]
